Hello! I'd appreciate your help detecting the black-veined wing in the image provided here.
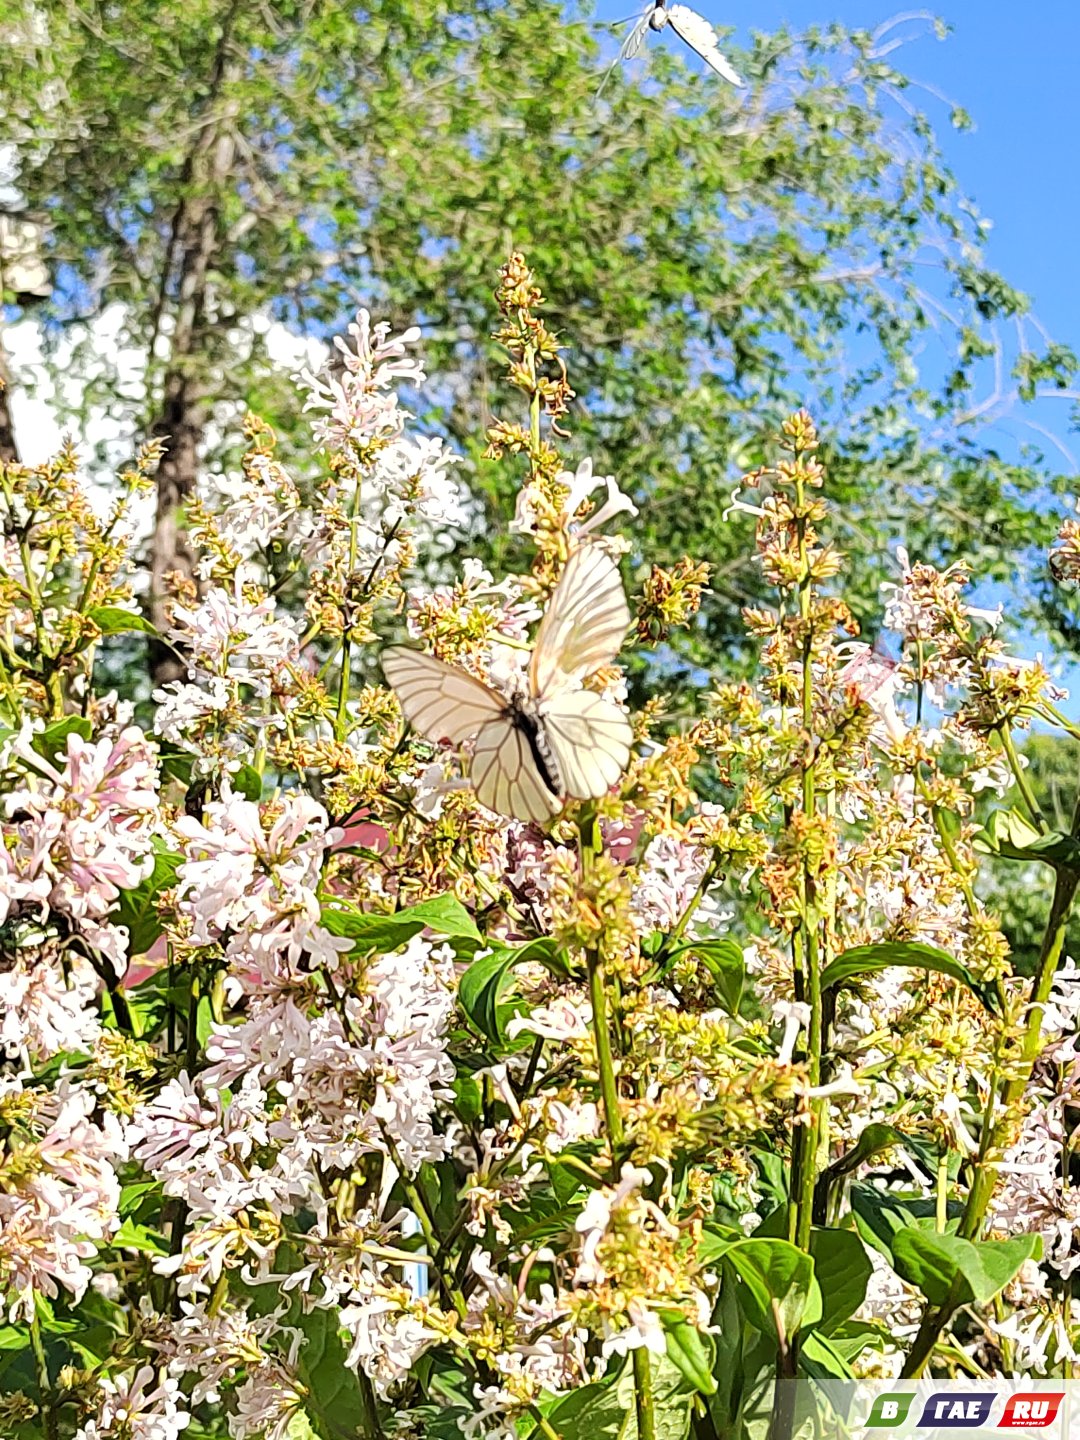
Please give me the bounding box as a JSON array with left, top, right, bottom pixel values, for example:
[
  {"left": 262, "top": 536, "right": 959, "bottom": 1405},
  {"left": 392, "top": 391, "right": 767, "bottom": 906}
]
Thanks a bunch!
[
  {"left": 471, "top": 715, "right": 562, "bottom": 824},
  {"left": 540, "top": 690, "right": 633, "bottom": 801},
  {"left": 529, "top": 545, "right": 631, "bottom": 699},
  {"left": 382, "top": 647, "right": 506, "bottom": 745}
]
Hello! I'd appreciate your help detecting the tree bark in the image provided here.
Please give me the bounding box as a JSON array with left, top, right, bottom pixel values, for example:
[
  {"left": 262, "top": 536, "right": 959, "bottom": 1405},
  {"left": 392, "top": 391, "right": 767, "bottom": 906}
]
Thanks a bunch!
[{"left": 146, "top": 7, "right": 240, "bottom": 689}]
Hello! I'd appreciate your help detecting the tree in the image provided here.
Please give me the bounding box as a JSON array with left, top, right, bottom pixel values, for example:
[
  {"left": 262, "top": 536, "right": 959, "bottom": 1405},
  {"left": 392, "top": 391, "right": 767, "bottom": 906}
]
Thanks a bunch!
[{"left": 1, "top": 2, "right": 1074, "bottom": 687}]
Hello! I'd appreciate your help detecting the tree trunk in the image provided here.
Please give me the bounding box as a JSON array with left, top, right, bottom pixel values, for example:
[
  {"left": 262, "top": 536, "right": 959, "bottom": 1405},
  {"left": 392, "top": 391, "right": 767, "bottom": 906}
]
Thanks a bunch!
[
  {"left": 146, "top": 134, "right": 233, "bottom": 687},
  {"left": 146, "top": 8, "right": 239, "bottom": 690}
]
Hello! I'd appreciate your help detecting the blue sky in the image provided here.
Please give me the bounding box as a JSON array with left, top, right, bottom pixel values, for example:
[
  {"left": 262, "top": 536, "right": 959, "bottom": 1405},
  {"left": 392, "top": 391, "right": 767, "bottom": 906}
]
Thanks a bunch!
[
  {"left": 595, "top": 0, "right": 1080, "bottom": 695},
  {"left": 592, "top": 0, "right": 1080, "bottom": 477},
  {"left": 714, "top": 0, "right": 1078, "bottom": 367}
]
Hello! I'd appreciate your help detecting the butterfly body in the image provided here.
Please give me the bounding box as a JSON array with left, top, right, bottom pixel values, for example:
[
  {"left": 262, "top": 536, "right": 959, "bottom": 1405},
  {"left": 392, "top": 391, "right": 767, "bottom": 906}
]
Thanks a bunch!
[
  {"left": 383, "top": 546, "right": 633, "bottom": 823},
  {"left": 505, "top": 694, "right": 564, "bottom": 798},
  {"left": 599, "top": 1, "right": 744, "bottom": 92}
]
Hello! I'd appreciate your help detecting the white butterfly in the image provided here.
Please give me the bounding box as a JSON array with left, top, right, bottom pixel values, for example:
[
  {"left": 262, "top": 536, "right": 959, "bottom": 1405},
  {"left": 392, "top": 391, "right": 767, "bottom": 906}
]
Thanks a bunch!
[
  {"left": 382, "top": 546, "right": 633, "bottom": 824},
  {"left": 599, "top": 1, "right": 744, "bottom": 95}
]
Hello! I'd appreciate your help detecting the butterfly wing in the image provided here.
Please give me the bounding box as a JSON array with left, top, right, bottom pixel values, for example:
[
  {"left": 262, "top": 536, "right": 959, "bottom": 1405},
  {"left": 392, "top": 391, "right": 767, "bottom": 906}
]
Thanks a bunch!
[
  {"left": 621, "top": 9, "right": 651, "bottom": 59},
  {"left": 665, "top": 5, "right": 744, "bottom": 85},
  {"left": 596, "top": 11, "right": 650, "bottom": 98},
  {"left": 540, "top": 690, "right": 633, "bottom": 801},
  {"left": 382, "top": 647, "right": 505, "bottom": 745},
  {"left": 530, "top": 545, "right": 631, "bottom": 699},
  {"left": 471, "top": 716, "right": 562, "bottom": 824}
]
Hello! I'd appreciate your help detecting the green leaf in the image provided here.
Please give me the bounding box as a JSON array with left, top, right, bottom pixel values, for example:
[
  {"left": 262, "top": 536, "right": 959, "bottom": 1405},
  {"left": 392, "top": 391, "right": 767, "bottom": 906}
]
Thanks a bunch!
[
  {"left": 977, "top": 807, "right": 1080, "bottom": 868},
  {"left": 114, "top": 844, "right": 182, "bottom": 956},
  {"left": 458, "top": 937, "right": 568, "bottom": 1044},
  {"left": 119, "top": 1180, "right": 160, "bottom": 1216},
  {"left": 820, "top": 942, "right": 997, "bottom": 1011},
  {"left": 661, "top": 1311, "right": 718, "bottom": 1396},
  {"left": 798, "top": 1330, "right": 854, "bottom": 1379},
  {"left": 889, "top": 1229, "right": 1042, "bottom": 1307},
  {"left": 824, "top": 1123, "right": 910, "bottom": 1181},
  {"left": 452, "top": 1074, "right": 483, "bottom": 1125},
  {"left": 698, "top": 1222, "right": 743, "bottom": 1265},
  {"left": 808, "top": 1228, "right": 872, "bottom": 1336},
  {"left": 667, "top": 938, "right": 744, "bottom": 1015},
  {"left": 320, "top": 893, "right": 482, "bottom": 955},
  {"left": 723, "top": 1238, "right": 821, "bottom": 1342},
  {"left": 112, "top": 1217, "right": 168, "bottom": 1254},
  {"left": 398, "top": 894, "right": 482, "bottom": 941},
  {"left": 750, "top": 1147, "right": 790, "bottom": 1207},
  {"left": 544, "top": 1377, "right": 627, "bottom": 1440},
  {"left": 824, "top": 1320, "right": 889, "bottom": 1364},
  {"left": 31, "top": 715, "right": 92, "bottom": 762},
  {"left": 232, "top": 763, "right": 263, "bottom": 801},
  {"left": 850, "top": 1185, "right": 959, "bottom": 1257},
  {"left": 87, "top": 604, "right": 157, "bottom": 636},
  {"left": 294, "top": 1304, "right": 369, "bottom": 1440},
  {"left": 616, "top": 1355, "right": 694, "bottom": 1440}
]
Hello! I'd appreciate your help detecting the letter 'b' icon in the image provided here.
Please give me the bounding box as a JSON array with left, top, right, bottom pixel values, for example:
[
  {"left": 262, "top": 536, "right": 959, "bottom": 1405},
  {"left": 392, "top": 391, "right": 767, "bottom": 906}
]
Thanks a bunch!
[{"left": 867, "top": 1394, "right": 915, "bottom": 1428}]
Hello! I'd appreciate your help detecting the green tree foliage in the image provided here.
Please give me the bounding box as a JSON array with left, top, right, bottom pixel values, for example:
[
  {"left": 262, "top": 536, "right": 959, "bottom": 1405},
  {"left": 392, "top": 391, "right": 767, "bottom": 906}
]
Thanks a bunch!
[{"left": 1, "top": 1, "right": 1076, "bottom": 683}]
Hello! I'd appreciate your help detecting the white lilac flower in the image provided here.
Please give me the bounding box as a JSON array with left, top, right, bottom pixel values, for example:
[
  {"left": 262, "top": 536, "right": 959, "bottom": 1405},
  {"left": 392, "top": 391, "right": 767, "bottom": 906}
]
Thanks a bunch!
[
  {"left": 0, "top": 1082, "right": 127, "bottom": 1318},
  {"left": 0, "top": 946, "right": 100, "bottom": 1060},
  {"left": 73, "top": 1365, "right": 190, "bottom": 1440},
  {"left": 2, "top": 726, "right": 159, "bottom": 972},
  {"left": 631, "top": 834, "right": 709, "bottom": 932},
  {"left": 296, "top": 308, "right": 424, "bottom": 453},
  {"left": 573, "top": 1163, "right": 652, "bottom": 1287},
  {"left": 173, "top": 789, "right": 334, "bottom": 945},
  {"left": 340, "top": 1293, "right": 441, "bottom": 1395},
  {"left": 162, "top": 585, "right": 303, "bottom": 693},
  {"left": 195, "top": 454, "right": 308, "bottom": 570}
]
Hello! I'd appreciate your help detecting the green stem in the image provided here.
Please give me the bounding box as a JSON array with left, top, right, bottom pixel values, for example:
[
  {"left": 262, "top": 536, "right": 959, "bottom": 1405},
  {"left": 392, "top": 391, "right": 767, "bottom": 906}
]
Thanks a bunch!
[
  {"left": 580, "top": 817, "right": 653, "bottom": 1440},
  {"left": 527, "top": 1404, "right": 565, "bottom": 1440},
  {"left": 633, "top": 1347, "right": 657, "bottom": 1440},
  {"left": 652, "top": 855, "right": 722, "bottom": 973},
  {"left": 935, "top": 1150, "right": 949, "bottom": 1232},
  {"left": 29, "top": 1305, "right": 57, "bottom": 1440},
  {"left": 902, "top": 845, "right": 1080, "bottom": 1377},
  {"left": 357, "top": 1370, "right": 383, "bottom": 1440},
  {"left": 379, "top": 1125, "right": 468, "bottom": 1320},
  {"left": 87, "top": 950, "right": 138, "bottom": 1036},
  {"left": 998, "top": 723, "right": 1045, "bottom": 829},
  {"left": 334, "top": 476, "right": 365, "bottom": 742},
  {"left": 790, "top": 463, "right": 826, "bottom": 1256},
  {"left": 587, "top": 952, "right": 624, "bottom": 1150}
]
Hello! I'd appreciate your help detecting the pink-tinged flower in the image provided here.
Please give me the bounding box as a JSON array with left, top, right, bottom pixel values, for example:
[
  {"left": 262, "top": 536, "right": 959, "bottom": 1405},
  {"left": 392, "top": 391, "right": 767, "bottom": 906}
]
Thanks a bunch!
[
  {"left": 604, "top": 808, "right": 645, "bottom": 865},
  {"left": 631, "top": 835, "right": 709, "bottom": 932},
  {"left": 838, "top": 643, "right": 908, "bottom": 744},
  {"left": 0, "top": 1082, "right": 126, "bottom": 1318},
  {"left": 2, "top": 725, "right": 159, "bottom": 973},
  {"left": 73, "top": 1364, "right": 190, "bottom": 1440},
  {"left": 0, "top": 947, "right": 100, "bottom": 1060},
  {"left": 173, "top": 789, "right": 334, "bottom": 944}
]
